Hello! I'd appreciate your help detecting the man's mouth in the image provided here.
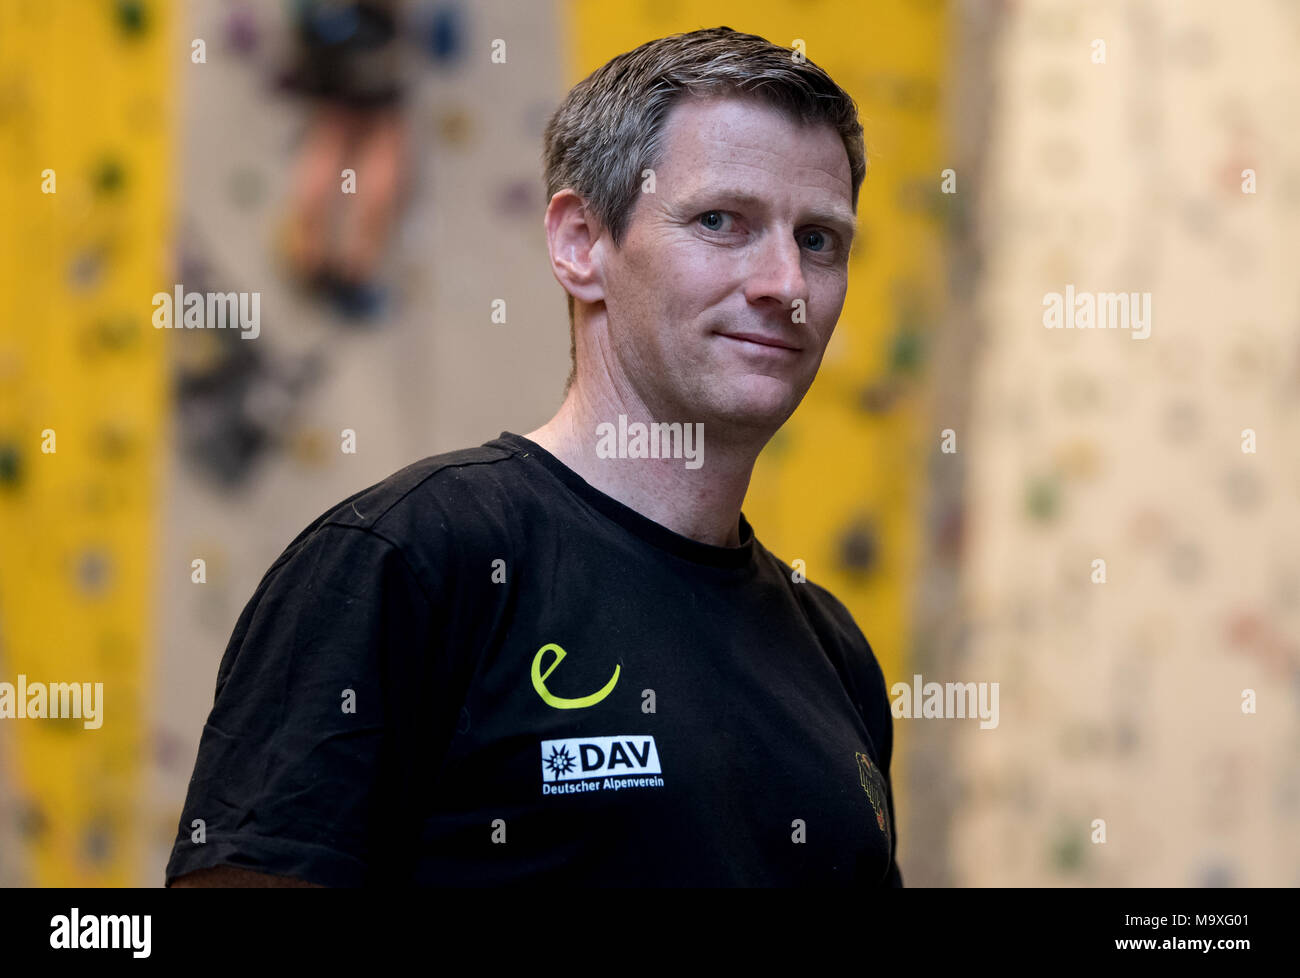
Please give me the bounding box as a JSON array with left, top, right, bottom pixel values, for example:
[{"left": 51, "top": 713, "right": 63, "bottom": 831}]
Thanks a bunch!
[{"left": 715, "top": 331, "right": 802, "bottom": 353}]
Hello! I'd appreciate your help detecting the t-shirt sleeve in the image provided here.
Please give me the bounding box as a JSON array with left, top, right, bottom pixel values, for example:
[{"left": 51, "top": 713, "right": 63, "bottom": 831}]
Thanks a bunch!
[
  {"left": 854, "top": 635, "right": 903, "bottom": 888},
  {"left": 164, "top": 523, "right": 442, "bottom": 887},
  {"left": 874, "top": 652, "right": 904, "bottom": 888},
  {"left": 790, "top": 574, "right": 905, "bottom": 887}
]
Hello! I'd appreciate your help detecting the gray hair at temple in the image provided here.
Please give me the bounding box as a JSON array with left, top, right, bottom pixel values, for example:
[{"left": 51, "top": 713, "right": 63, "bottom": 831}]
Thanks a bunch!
[{"left": 541, "top": 25, "right": 868, "bottom": 390}]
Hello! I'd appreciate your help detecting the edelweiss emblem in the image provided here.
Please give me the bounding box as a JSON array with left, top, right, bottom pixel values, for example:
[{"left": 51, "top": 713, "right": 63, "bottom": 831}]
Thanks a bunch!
[{"left": 545, "top": 744, "right": 577, "bottom": 778}]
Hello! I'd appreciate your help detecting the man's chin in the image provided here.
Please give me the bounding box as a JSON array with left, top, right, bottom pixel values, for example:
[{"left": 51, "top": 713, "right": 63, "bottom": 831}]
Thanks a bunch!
[{"left": 699, "top": 378, "right": 805, "bottom": 434}]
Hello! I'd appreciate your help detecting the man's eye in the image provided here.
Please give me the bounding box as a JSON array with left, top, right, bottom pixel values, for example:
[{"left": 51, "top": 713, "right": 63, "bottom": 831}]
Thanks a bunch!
[
  {"left": 800, "top": 229, "right": 834, "bottom": 253},
  {"left": 698, "top": 211, "right": 732, "bottom": 232}
]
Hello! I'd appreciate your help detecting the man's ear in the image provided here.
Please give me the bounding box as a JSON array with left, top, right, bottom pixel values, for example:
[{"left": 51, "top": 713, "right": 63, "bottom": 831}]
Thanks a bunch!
[{"left": 545, "top": 189, "right": 606, "bottom": 307}]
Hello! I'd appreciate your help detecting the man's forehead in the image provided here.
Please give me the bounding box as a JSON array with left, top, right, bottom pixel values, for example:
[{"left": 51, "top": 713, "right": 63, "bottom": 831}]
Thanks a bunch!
[{"left": 656, "top": 95, "right": 854, "bottom": 202}]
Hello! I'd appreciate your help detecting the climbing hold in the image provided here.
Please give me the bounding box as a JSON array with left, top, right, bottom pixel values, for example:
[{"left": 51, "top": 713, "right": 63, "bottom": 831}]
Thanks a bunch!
[
  {"left": 857, "top": 378, "right": 902, "bottom": 413},
  {"left": 95, "top": 422, "right": 134, "bottom": 461},
  {"left": 100, "top": 316, "right": 139, "bottom": 352},
  {"left": 436, "top": 107, "right": 474, "bottom": 146},
  {"left": 1052, "top": 438, "right": 1101, "bottom": 480},
  {"left": 0, "top": 441, "right": 21, "bottom": 488},
  {"left": 887, "top": 325, "right": 924, "bottom": 376},
  {"left": 1050, "top": 823, "right": 1084, "bottom": 873},
  {"left": 225, "top": 4, "right": 259, "bottom": 56},
  {"left": 302, "top": 0, "right": 361, "bottom": 44},
  {"left": 837, "top": 518, "right": 879, "bottom": 574},
  {"left": 80, "top": 317, "right": 138, "bottom": 357},
  {"left": 68, "top": 249, "right": 105, "bottom": 292},
  {"left": 82, "top": 818, "right": 114, "bottom": 867},
  {"left": 16, "top": 802, "right": 47, "bottom": 842},
  {"left": 289, "top": 428, "right": 330, "bottom": 468},
  {"left": 74, "top": 547, "right": 114, "bottom": 596},
  {"left": 495, "top": 178, "right": 534, "bottom": 218},
  {"left": 1025, "top": 473, "right": 1060, "bottom": 522},
  {"left": 154, "top": 729, "right": 186, "bottom": 771},
  {"left": 932, "top": 503, "right": 963, "bottom": 561},
  {"left": 115, "top": 0, "right": 149, "bottom": 37},
  {"left": 92, "top": 157, "right": 126, "bottom": 196},
  {"left": 422, "top": 1, "right": 467, "bottom": 64}
]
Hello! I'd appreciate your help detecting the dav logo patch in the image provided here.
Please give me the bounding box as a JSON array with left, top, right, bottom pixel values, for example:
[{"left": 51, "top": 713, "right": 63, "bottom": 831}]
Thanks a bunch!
[{"left": 540, "top": 735, "right": 664, "bottom": 794}]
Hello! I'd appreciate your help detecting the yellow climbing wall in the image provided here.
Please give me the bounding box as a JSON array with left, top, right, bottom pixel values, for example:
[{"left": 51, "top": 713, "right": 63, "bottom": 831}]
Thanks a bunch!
[
  {"left": 0, "top": 0, "right": 173, "bottom": 885},
  {"left": 567, "top": 0, "right": 949, "bottom": 820}
]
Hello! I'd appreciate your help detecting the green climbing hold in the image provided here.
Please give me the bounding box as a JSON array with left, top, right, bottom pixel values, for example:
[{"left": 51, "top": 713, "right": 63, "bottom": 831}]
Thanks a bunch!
[
  {"left": 1025, "top": 475, "right": 1060, "bottom": 522},
  {"left": 93, "top": 158, "right": 125, "bottom": 195},
  {"left": 115, "top": 0, "right": 148, "bottom": 37},
  {"left": 888, "top": 326, "right": 924, "bottom": 376},
  {"left": 0, "top": 442, "right": 20, "bottom": 487}
]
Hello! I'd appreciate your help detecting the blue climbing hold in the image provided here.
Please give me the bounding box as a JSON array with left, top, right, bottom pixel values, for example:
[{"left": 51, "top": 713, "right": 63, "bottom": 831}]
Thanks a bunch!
[{"left": 423, "top": 1, "right": 466, "bottom": 64}]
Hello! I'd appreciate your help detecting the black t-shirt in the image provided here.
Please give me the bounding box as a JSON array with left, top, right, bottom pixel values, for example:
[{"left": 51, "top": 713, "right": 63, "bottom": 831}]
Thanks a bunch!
[{"left": 165, "top": 432, "right": 902, "bottom": 886}]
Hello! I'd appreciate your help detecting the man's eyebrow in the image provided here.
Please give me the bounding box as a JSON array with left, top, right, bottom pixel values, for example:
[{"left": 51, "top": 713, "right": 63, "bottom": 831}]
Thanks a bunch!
[{"left": 682, "top": 187, "right": 857, "bottom": 239}]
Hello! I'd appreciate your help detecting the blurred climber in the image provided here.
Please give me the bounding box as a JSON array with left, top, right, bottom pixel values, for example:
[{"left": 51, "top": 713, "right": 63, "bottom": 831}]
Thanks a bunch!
[{"left": 277, "top": 0, "right": 411, "bottom": 319}]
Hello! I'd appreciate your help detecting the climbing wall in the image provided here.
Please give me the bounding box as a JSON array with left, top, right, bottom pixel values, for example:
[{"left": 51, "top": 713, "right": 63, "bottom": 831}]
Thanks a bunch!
[
  {"left": 953, "top": 0, "right": 1300, "bottom": 885},
  {"left": 0, "top": 0, "right": 174, "bottom": 886},
  {"left": 144, "top": 0, "right": 568, "bottom": 883},
  {"left": 570, "top": 0, "right": 950, "bottom": 876},
  {"left": 0, "top": 0, "right": 569, "bottom": 887},
  {"left": 5, "top": 0, "right": 1289, "bottom": 892},
  {"left": 1, "top": 0, "right": 949, "bottom": 887}
]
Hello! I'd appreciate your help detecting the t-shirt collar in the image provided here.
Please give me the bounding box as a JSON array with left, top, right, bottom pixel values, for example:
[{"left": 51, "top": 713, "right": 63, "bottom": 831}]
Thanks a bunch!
[{"left": 490, "top": 431, "right": 756, "bottom": 570}]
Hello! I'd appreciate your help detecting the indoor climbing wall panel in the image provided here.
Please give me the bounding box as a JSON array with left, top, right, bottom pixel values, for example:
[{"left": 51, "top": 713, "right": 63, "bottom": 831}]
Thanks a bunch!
[
  {"left": 146, "top": 0, "right": 569, "bottom": 882},
  {"left": 0, "top": 0, "right": 174, "bottom": 886},
  {"left": 954, "top": 0, "right": 1300, "bottom": 885}
]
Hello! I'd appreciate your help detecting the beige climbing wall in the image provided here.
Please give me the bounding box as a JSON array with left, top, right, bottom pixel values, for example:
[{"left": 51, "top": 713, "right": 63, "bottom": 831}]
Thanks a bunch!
[
  {"left": 144, "top": 0, "right": 568, "bottom": 884},
  {"left": 952, "top": 0, "right": 1300, "bottom": 886}
]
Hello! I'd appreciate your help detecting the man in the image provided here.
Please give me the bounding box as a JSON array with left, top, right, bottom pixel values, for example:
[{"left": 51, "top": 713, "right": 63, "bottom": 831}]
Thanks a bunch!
[{"left": 168, "top": 25, "right": 901, "bottom": 887}]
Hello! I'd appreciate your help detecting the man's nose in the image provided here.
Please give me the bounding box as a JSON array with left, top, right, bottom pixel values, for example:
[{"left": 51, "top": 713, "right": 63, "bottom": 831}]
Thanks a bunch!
[{"left": 744, "top": 231, "right": 808, "bottom": 311}]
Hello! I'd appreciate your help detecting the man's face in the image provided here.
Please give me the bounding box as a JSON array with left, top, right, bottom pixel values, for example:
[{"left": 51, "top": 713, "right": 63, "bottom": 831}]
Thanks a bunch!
[{"left": 593, "top": 94, "right": 856, "bottom": 435}]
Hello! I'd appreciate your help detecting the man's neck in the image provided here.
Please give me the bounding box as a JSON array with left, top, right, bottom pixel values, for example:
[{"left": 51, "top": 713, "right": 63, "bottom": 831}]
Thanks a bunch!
[{"left": 523, "top": 382, "right": 766, "bottom": 548}]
